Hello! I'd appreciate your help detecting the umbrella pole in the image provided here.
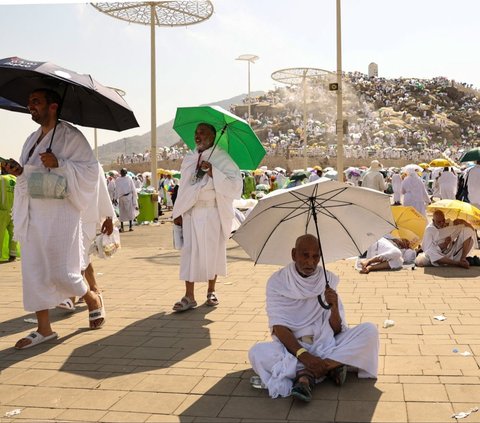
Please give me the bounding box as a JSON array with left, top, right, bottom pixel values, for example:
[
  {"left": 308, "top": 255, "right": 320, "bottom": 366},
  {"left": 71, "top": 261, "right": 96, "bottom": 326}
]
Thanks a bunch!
[
  {"left": 46, "top": 85, "right": 67, "bottom": 153},
  {"left": 197, "top": 124, "right": 228, "bottom": 179},
  {"left": 310, "top": 197, "right": 332, "bottom": 310}
]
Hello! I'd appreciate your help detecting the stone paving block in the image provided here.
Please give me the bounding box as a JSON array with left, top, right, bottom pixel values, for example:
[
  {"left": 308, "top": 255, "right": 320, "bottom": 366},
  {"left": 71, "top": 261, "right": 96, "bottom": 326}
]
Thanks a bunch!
[
  {"left": 403, "top": 383, "right": 449, "bottom": 402},
  {"left": 57, "top": 408, "right": 107, "bottom": 422},
  {"left": 190, "top": 376, "right": 240, "bottom": 395},
  {"left": 446, "top": 384, "right": 480, "bottom": 402},
  {"left": 384, "top": 356, "right": 441, "bottom": 375},
  {"left": 219, "top": 396, "right": 292, "bottom": 420},
  {"left": 287, "top": 399, "right": 337, "bottom": 421},
  {"left": 338, "top": 382, "right": 404, "bottom": 401},
  {"left": 5, "top": 406, "right": 65, "bottom": 421},
  {"left": 335, "top": 400, "right": 407, "bottom": 422},
  {"left": 100, "top": 410, "right": 151, "bottom": 422},
  {"left": 133, "top": 374, "right": 202, "bottom": 394},
  {"left": 406, "top": 402, "right": 453, "bottom": 422},
  {"left": 9, "top": 386, "right": 87, "bottom": 409},
  {"left": 174, "top": 394, "right": 229, "bottom": 417},
  {"left": 110, "top": 391, "right": 186, "bottom": 414}
]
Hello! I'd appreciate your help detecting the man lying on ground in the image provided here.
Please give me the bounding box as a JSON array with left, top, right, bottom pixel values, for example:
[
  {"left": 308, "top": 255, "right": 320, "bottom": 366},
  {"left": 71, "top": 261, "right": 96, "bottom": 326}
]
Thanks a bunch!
[{"left": 359, "top": 236, "right": 416, "bottom": 274}]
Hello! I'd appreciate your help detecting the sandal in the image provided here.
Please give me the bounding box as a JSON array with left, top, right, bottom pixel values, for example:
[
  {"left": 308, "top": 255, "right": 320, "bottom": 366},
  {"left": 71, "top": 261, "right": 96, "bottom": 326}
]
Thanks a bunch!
[
  {"left": 206, "top": 292, "right": 219, "bottom": 307},
  {"left": 291, "top": 370, "right": 315, "bottom": 402},
  {"left": 14, "top": 331, "right": 58, "bottom": 350},
  {"left": 89, "top": 293, "right": 106, "bottom": 329},
  {"left": 328, "top": 364, "right": 347, "bottom": 386},
  {"left": 173, "top": 296, "right": 197, "bottom": 312},
  {"left": 57, "top": 298, "right": 76, "bottom": 313}
]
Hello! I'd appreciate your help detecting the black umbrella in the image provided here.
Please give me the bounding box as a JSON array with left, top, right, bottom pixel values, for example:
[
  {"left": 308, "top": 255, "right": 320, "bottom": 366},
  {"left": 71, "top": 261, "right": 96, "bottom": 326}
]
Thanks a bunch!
[
  {"left": 0, "top": 56, "right": 138, "bottom": 132},
  {"left": 0, "top": 96, "right": 28, "bottom": 114}
]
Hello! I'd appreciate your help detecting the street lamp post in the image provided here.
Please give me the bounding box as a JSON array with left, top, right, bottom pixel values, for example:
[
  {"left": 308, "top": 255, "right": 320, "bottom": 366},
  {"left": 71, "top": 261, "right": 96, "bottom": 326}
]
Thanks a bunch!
[
  {"left": 236, "top": 54, "right": 259, "bottom": 123},
  {"left": 336, "top": 0, "right": 344, "bottom": 182},
  {"left": 92, "top": 1, "right": 213, "bottom": 191}
]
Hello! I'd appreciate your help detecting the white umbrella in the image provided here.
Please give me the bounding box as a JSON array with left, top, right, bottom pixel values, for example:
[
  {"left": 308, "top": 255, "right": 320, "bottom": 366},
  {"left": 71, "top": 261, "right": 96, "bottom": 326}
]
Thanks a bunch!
[
  {"left": 233, "top": 178, "right": 396, "bottom": 308},
  {"left": 233, "top": 178, "right": 395, "bottom": 267}
]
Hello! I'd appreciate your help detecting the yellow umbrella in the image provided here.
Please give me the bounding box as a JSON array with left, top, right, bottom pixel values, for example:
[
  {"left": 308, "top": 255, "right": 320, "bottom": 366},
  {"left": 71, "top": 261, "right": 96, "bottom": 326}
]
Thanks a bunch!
[
  {"left": 391, "top": 205, "right": 428, "bottom": 239},
  {"left": 429, "top": 158, "right": 451, "bottom": 168},
  {"left": 427, "top": 200, "right": 480, "bottom": 228},
  {"left": 253, "top": 169, "right": 264, "bottom": 176},
  {"left": 390, "top": 227, "right": 421, "bottom": 249},
  {"left": 418, "top": 163, "right": 429, "bottom": 169}
]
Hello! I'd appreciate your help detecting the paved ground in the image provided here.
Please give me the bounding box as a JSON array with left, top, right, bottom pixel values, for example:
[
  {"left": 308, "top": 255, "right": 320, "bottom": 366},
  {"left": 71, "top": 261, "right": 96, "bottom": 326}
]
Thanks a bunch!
[{"left": 0, "top": 215, "right": 479, "bottom": 423}]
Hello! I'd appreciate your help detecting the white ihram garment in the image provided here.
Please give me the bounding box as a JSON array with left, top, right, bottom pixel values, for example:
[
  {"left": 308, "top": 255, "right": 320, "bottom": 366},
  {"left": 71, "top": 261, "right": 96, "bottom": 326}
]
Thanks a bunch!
[
  {"left": 12, "top": 122, "right": 98, "bottom": 312},
  {"left": 438, "top": 171, "right": 458, "bottom": 200},
  {"left": 173, "top": 146, "right": 242, "bottom": 282},
  {"left": 392, "top": 173, "right": 402, "bottom": 203},
  {"left": 364, "top": 237, "right": 403, "bottom": 269},
  {"left": 115, "top": 175, "right": 138, "bottom": 221},
  {"left": 421, "top": 221, "right": 476, "bottom": 265},
  {"left": 248, "top": 263, "right": 379, "bottom": 399},
  {"left": 401, "top": 174, "right": 430, "bottom": 215},
  {"left": 81, "top": 164, "right": 116, "bottom": 268}
]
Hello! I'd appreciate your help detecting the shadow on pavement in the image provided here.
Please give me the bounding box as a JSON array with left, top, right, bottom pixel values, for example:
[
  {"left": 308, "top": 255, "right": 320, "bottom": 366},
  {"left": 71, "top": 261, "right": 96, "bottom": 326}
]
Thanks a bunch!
[
  {"left": 57, "top": 306, "right": 216, "bottom": 379},
  {"left": 0, "top": 306, "right": 216, "bottom": 379},
  {"left": 422, "top": 265, "right": 480, "bottom": 278},
  {"left": 177, "top": 370, "right": 383, "bottom": 422}
]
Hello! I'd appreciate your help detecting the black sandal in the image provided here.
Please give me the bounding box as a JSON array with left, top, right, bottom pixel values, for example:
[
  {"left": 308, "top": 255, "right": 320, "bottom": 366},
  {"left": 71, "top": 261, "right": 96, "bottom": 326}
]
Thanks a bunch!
[
  {"left": 291, "top": 370, "right": 315, "bottom": 402},
  {"left": 328, "top": 364, "right": 347, "bottom": 386}
]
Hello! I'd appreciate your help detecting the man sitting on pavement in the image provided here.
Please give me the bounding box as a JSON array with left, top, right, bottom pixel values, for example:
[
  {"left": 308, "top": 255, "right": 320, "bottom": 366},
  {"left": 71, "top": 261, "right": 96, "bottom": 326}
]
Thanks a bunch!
[
  {"left": 415, "top": 210, "right": 476, "bottom": 268},
  {"left": 248, "top": 234, "right": 379, "bottom": 402}
]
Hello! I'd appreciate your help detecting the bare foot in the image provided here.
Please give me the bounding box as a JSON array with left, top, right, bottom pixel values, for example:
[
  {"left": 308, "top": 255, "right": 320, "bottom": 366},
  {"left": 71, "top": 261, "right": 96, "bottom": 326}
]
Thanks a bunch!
[
  {"left": 359, "top": 266, "right": 370, "bottom": 274},
  {"left": 458, "top": 259, "right": 470, "bottom": 269}
]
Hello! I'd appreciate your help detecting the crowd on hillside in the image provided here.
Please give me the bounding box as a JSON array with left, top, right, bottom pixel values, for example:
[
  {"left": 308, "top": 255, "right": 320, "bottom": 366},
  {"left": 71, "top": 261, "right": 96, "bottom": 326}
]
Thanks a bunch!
[
  {"left": 112, "top": 73, "right": 479, "bottom": 166},
  {"left": 235, "top": 73, "right": 479, "bottom": 163}
]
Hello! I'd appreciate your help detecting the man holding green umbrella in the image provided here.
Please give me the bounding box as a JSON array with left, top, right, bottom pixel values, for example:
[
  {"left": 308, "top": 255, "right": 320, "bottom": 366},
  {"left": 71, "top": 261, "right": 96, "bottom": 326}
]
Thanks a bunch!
[{"left": 171, "top": 122, "right": 243, "bottom": 311}]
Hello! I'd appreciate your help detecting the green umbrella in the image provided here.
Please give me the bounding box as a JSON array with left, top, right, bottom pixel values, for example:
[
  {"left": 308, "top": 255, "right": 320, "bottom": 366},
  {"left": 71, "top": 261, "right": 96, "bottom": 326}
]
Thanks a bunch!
[
  {"left": 173, "top": 105, "right": 266, "bottom": 170},
  {"left": 460, "top": 147, "right": 480, "bottom": 163}
]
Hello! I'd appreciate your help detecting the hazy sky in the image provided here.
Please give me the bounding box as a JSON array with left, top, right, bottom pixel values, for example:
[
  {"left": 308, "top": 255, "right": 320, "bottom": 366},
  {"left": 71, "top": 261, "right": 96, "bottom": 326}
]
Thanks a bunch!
[{"left": 0, "top": 0, "right": 479, "bottom": 159}]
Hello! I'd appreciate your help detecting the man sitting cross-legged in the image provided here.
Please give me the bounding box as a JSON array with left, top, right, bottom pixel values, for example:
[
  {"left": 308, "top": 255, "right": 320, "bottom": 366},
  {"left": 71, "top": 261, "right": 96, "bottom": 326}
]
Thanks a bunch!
[
  {"left": 416, "top": 210, "right": 476, "bottom": 268},
  {"left": 248, "top": 234, "right": 379, "bottom": 402}
]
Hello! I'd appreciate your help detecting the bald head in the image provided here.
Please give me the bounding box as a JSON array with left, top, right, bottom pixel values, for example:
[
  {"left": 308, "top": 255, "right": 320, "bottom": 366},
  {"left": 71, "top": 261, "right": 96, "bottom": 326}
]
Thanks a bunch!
[
  {"left": 432, "top": 210, "right": 446, "bottom": 229},
  {"left": 292, "top": 234, "right": 321, "bottom": 277}
]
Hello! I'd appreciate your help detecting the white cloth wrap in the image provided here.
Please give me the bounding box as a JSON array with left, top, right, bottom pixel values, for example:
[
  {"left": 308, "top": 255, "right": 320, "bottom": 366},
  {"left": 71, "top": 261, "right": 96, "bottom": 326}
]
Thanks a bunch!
[
  {"left": 366, "top": 237, "right": 403, "bottom": 269},
  {"left": 438, "top": 171, "right": 458, "bottom": 200},
  {"left": 115, "top": 175, "right": 138, "bottom": 221},
  {"left": 249, "top": 263, "right": 379, "bottom": 398},
  {"left": 391, "top": 174, "right": 402, "bottom": 203},
  {"left": 81, "top": 164, "right": 116, "bottom": 268},
  {"left": 401, "top": 174, "right": 430, "bottom": 216},
  {"left": 173, "top": 146, "right": 242, "bottom": 282},
  {"left": 12, "top": 122, "right": 98, "bottom": 311},
  {"left": 422, "top": 222, "right": 476, "bottom": 265}
]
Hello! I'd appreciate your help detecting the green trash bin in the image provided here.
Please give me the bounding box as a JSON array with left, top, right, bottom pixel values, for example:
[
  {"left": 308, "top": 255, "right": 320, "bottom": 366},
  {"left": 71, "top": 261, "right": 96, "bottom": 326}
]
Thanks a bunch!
[{"left": 137, "top": 193, "right": 155, "bottom": 223}]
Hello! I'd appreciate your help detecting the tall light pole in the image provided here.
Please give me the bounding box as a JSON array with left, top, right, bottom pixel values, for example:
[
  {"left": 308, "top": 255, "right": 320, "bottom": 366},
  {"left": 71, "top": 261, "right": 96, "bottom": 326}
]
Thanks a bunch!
[
  {"left": 236, "top": 54, "right": 259, "bottom": 122},
  {"left": 94, "top": 86, "right": 126, "bottom": 161},
  {"left": 92, "top": 1, "right": 213, "bottom": 191},
  {"left": 336, "top": 0, "right": 344, "bottom": 181}
]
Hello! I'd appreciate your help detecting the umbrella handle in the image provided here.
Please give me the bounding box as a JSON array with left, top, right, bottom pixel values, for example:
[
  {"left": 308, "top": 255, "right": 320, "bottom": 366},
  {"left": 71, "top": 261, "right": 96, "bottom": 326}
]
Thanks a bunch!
[{"left": 317, "top": 283, "right": 332, "bottom": 310}]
